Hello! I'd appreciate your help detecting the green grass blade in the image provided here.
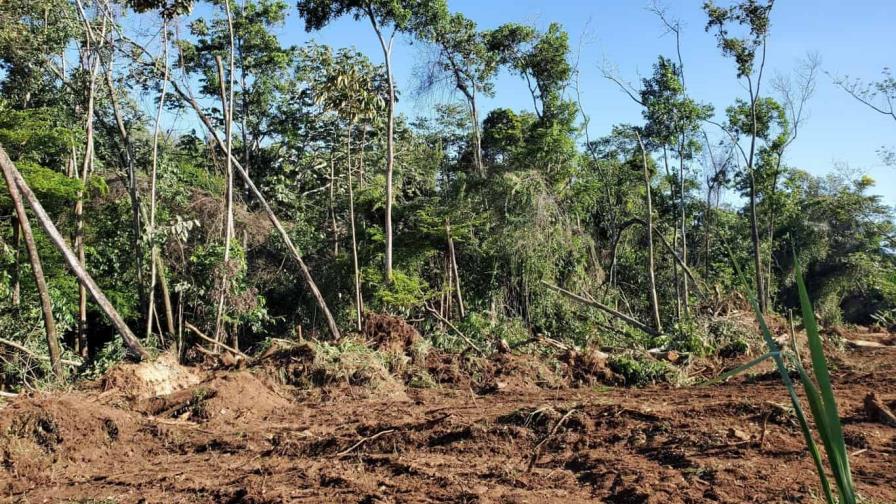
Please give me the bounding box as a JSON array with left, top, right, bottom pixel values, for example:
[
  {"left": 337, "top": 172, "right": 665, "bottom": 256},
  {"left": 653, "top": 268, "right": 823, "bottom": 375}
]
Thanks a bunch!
[
  {"left": 750, "top": 295, "right": 836, "bottom": 503},
  {"left": 794, "top": 259, "right": 856, "bottom": 504},
  {"left": 727, "top": 246, "right": 836, "bottom": 503},
  {"left": 700, "top": 351, "right": 777, "bottom": 386}
]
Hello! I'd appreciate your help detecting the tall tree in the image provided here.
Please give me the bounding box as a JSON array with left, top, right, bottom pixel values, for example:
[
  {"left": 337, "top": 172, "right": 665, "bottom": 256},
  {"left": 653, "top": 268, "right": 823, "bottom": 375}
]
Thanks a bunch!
[
  {"left": 418, "top": 11, "right": 498, "bottom": 175},
  {"left": 704, "top": 0, "right": 775, "bottom": 313},
  {"left": 313, "top": 47, "right": 385, "bottom": 330},
  {"left": 640, "top": 56, "right": 712, "bottom": 316},
  {"left": 296, "top": 0, "right": 444, "bottom": 282},
  {"left": 181, "top": 0, "right": 295, "bottom": 179}
]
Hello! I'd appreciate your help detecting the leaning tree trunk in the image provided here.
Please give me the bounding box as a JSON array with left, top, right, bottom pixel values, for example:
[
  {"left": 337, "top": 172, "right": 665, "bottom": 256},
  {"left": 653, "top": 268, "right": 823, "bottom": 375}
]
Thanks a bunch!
[
  {"left": 11, "top": 215, "right": 20, "bottom": 306},
  {"left": 168, "top": 80, "right": 342, "bottom": 341},
  {"left": 1, "top": 152, "right": 63, "bottom": 378},
  {"left": 0, "top": 144, "right": 148, "bottom": 360}
]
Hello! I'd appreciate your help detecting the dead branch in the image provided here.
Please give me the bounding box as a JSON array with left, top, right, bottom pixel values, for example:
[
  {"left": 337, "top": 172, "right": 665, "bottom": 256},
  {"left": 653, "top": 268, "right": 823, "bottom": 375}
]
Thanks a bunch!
[
  {"left": 424, "top": 304, "right": 484, "bottom": 355},
  {"left": 527, "top": 408, "right": 578, "bottom": 471},
  {"left": 541, "top": 281, "right": 659, "bottom": 337},
  {"left": 0, "top": 338, "right": 82, "bottom": 367},
  {"left": 185, "top": 322, "right": 249, "bottom": 360},
  {"left": 864, "top": 392, "right": 896, "bottom": 427},
  {"left": 337, "top": 428, "right": 396, "bottom": 457}
]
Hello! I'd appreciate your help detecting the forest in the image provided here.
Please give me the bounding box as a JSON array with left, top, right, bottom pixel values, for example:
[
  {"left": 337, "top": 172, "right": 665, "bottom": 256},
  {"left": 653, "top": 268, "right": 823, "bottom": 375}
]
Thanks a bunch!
[{"left": 0, "top": 0, "right": 894, "bottom": 502}]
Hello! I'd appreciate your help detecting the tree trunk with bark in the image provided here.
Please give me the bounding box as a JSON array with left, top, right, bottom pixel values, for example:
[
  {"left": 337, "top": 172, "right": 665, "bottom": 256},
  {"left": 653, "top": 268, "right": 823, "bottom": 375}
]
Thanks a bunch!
[
  {"left": 637, "top": 132, "right": 663, "bottom": 333},
  {"left": 347, "top": 123, "right": 362, "bottom": 331},
  {"left": 1, "top": 151, "right": 63, "bottom": 378},
  {"left": 0, "top": 144, "right": 148, "bottom": 359}
]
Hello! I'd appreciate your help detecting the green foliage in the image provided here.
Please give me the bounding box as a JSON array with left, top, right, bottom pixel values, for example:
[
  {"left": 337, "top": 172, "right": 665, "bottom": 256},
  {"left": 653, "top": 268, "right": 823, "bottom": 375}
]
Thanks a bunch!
[
  {"left": 730, "top": 251, "right": 857, "bottom": 504},
  {"left": 0, "top": 0, "right": 892, "bottom": 404},
  {"left": 367, "top": 268, "right": 434, "bottom": 313},
  {"left": 703, "top": 0, "right": 774, "bottom": 78},
  {"left": 608, "top": 354, "right": 676, "bottom": 386}
]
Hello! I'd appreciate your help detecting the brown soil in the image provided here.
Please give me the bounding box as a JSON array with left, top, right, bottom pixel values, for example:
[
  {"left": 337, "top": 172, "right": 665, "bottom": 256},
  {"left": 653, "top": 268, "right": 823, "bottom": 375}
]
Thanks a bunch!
[{"left": 1, "top": 342, "right": 895, "bottom": 503}]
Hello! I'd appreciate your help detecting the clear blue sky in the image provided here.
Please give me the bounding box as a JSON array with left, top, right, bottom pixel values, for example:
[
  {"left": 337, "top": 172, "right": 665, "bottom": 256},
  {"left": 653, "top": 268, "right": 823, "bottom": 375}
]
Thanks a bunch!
[{"left": 194, "top": 0, "right": 896, "bottom": 203}]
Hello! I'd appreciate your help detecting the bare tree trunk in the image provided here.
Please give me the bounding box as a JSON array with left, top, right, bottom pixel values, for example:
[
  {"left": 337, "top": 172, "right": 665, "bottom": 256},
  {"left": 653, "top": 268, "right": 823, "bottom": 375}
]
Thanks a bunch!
[
  {"left": 155, "top": 253, "right": 176, "bottom": 338},
  {"left": 748, "top": 170, "right": 766, "bottom": 312},
  {"left": 637, "top": 132, "right": 663, "bottom": 333},
  {"left": 445, "top": 219, "right": 465, "bottom": 318},
  {"left": 146, "top": 22, "right": 170, "bottom": 340},
  {"left": 75, "top": 58, "right": 100, "bottom": 357},
  {"left": 103, "top": 55, "right": 145, "bottom": 311},
  {"left": 1, "top": 152, "right": 63, "bottom": 378},
  {"left": 0, "top": 145, "right": 149, "bottom": 359},
  {"left": 168, "top": 79, "right": 342, "bottom": 341},
  {"left": 347, "top": 123, "right": 362, "bottom": 331},
  {"left": 73, "top": 0, "right": 109, "bottom": 357},
  {"left": 662, "top": 147, "right": 681, "bottom": 319},
  {"left": 213, "top": 50, "right": 235, "bottom": 345},
  {"left": 704, "top": 185, "right": 713, "bottom": 278},
  {"left": 368, "top": 11, "right": 395, "bottom": 282},
  {"left": 469, "top": 92, "right": 483, "bottom": 175},
  {"left": 329, "top": 138, "right": 339, "bottom": 256}
]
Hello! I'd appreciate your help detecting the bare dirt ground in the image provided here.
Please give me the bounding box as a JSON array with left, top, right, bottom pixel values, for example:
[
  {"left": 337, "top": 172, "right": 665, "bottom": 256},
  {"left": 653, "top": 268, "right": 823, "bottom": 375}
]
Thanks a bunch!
[{"left": 1, "top": 330, "right": 895, "bottom": 503}]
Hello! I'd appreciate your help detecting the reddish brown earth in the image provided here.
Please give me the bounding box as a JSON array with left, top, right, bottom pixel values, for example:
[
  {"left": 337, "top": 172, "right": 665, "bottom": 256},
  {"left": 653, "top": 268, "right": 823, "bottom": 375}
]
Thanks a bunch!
[{"left": 1, "top": 336, "right": 895, "bottom": 503}]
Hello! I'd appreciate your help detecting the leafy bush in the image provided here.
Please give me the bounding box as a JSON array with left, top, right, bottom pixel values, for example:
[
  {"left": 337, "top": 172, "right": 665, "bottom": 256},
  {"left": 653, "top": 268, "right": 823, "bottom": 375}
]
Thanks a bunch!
[{"left": 608, "top": 354, "right": 675, "bottom": 386}]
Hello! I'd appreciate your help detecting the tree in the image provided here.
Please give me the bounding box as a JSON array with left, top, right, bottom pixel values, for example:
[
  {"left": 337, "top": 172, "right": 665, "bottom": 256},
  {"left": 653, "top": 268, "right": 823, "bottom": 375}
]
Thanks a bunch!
[
  {"left": 313, "top": 47, "right": 386, "bottom": 330},
  {"left": 833, "top": 67, "right": 896, "bottom": 166},
  {"left": 181, "top": 0, "right": 295, "bottom": 178},
  {"left": 486, "top": 22, "right": 572, "bottom": 123},
  {"left": 635, "top": 129, "right": 664, "bottom": 333},
  {"left": 704, "top": 0, "right": 775, "bottom": 313},
  {"left": 640, "top": 56, "right": 713, "bottom": 317},
  {"left": 418, "top": 11, "right": 498, "bottom": 175},
  {"left": 296, "top": 0, "right": 445, "bottom": 282}
]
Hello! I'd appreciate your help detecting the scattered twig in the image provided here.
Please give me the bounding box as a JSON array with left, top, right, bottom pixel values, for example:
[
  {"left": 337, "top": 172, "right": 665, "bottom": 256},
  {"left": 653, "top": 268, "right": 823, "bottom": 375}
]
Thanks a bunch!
[
  {"left": 758, "top": 411, "right": 771, "bottom": 449},
  {"left": 337, "top": 429, "right": 396, "bottom": 457},
  {"left": 185, "top": 321, "right": 250, "bottom": 360},
  {"left": 0, "top": 337, "right": 82, "bottom": 367},
  {"left": 527, "top": 408, "right": 578, "bottom": 471},
  {"left": 424, "top": 304, "right": 484, "bottom": 355}
]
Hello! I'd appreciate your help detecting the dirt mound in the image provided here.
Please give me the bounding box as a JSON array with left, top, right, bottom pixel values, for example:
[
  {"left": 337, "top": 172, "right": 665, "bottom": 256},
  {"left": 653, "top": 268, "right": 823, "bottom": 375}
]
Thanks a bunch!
[
  {"left": 363, "top": 312, "right": 421, "bottom": 354},
  {"left": 99, "top": 352, "right": 204, "bottom": 400},
  {"left": 255, "top": 339, "right": 408, "bottom": 400},
  {"left": 0, "top": 393, "right": 139, "bottom": 494},
  {"left": 560, "top": 348, "right": 616, "bottom": 385}
]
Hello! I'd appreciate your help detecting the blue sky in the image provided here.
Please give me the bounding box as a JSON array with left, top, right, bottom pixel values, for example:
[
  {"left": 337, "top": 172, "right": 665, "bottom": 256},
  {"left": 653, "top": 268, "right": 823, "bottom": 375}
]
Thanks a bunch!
[{"left": 187, "top": 0, "right": 896, "bottom": 203}]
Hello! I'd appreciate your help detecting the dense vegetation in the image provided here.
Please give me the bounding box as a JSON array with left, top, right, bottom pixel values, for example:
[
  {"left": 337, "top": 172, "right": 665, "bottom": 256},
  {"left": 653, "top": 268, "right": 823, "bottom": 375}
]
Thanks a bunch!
[{"left": 0, "top": 0, "right": 893, "bottom": 387}]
